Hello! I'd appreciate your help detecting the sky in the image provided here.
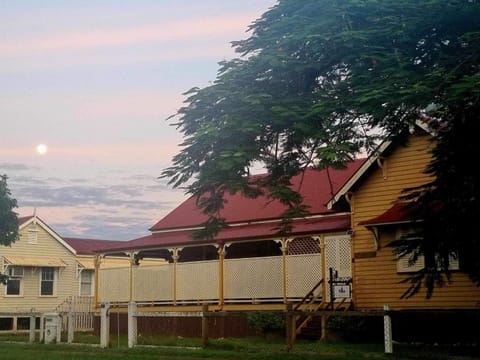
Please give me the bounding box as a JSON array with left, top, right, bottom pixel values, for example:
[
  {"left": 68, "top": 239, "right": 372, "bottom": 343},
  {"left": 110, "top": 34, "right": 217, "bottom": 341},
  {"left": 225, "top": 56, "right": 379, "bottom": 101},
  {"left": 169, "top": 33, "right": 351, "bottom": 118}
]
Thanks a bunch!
[{"left": 0, "top": 0, "right": 277, "bottom": 241}]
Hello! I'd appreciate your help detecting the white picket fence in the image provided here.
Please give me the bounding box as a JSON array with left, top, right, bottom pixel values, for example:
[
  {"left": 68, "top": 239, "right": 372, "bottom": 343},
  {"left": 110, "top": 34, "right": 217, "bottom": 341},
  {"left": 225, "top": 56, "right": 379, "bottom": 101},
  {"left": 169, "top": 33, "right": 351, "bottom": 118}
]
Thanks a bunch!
[{"left": 56, "top": 296, "right": 94, "bottom": 331}]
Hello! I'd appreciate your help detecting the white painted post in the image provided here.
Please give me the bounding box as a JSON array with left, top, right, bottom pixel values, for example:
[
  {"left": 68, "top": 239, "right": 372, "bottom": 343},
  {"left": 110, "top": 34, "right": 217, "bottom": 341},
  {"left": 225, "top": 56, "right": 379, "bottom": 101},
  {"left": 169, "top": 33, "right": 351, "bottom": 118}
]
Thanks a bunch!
[
  {"left": 100, "top": 303, "right": 110, "bottom": 348},
  {"left": 383, "top": 305, "right": 393, "bottom": 354},
  {"left": 56, "top": 314, "right": 62, "bottom": 343},
  {"left": 29, "top": 315, "right": 36, "bottom": 343},
  {"left": 127, "top": 302, "right": 138, "bottom": 348},
  {"left": 39, "top": 316, "right": 44, "bottom": 342},
  {"left": 67, "top": 311, "right": 74, "bottom": 343}
]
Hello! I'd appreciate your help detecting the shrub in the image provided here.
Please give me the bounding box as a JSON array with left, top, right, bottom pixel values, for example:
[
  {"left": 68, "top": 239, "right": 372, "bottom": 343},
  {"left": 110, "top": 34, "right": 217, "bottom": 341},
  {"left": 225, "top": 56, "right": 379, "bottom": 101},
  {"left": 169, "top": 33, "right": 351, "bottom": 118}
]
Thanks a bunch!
[{"left": 247, "top": 312, "right": 285, "bottom": 334}]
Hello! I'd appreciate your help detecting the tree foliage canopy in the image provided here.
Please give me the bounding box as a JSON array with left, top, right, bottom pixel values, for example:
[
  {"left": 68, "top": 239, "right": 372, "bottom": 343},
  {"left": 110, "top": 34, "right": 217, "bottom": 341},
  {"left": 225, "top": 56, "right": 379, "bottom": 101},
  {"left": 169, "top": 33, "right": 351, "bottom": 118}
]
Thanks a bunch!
[
  {"left": 0, "top": 174, "right": 19, "bottom": 283},
  {"left": 162, "top": 0, "right": 480, "bottom": 296}
]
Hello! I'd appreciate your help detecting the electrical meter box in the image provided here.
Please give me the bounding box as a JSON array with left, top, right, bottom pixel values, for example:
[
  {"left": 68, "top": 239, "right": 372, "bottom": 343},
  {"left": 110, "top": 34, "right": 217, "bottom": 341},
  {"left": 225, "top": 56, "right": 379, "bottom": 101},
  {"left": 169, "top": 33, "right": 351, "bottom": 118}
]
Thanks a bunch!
[{"left": 44, "top": 313, "right": 59, "bottom": 343}]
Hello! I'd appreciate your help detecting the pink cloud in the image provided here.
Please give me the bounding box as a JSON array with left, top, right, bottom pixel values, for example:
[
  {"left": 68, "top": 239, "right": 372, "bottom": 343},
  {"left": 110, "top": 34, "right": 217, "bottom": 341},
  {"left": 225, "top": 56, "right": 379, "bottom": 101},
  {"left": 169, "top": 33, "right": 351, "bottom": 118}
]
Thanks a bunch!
[
  {"left": 74, "top": 91, "right": 184, "bottom": 121},
  {"left": 0, "top": 14, "right": 255, "bottom": 57}
]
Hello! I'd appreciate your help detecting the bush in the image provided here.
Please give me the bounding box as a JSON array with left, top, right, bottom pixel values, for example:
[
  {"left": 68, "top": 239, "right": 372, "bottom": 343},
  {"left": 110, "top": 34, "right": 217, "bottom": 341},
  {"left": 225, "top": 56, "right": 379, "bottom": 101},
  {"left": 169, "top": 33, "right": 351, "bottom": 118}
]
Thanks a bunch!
[
  {"left": 247, "top": 312, "right": 285, "bottom": 334},
  {"left": 326, "top": 316, "right": 383, "bottom": 343}
]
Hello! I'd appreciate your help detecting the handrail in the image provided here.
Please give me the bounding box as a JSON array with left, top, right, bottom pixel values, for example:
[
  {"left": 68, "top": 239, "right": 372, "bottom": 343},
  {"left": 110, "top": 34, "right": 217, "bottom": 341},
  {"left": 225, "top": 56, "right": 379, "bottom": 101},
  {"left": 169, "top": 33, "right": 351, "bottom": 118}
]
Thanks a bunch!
[{"left": 293, "top": 278, "right": 324, "bottom": 311}]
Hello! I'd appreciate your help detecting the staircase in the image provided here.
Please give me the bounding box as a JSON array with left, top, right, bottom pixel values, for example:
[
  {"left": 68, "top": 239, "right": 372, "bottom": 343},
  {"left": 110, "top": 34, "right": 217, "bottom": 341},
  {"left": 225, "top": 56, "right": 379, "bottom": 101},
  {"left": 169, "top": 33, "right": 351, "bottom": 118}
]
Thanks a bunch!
[{"left": 293, "top": 280, "right": 352, "bottom": 340}]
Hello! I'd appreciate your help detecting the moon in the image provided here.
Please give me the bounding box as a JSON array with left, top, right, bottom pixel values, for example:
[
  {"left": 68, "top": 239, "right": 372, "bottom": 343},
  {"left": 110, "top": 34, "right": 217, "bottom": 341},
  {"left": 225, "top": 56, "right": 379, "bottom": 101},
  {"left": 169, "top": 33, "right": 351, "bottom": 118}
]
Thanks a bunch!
[{"left": 36, "top": 144, "right": 48, "bottom": 155}]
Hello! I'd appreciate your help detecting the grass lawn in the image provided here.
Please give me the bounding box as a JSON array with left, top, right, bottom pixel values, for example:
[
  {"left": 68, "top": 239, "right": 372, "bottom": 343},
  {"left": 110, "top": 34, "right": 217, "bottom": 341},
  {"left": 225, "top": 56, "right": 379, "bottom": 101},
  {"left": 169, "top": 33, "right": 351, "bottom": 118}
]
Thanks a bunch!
[{"left": 1, "top": 334, "right": 479, "bottom": 360}]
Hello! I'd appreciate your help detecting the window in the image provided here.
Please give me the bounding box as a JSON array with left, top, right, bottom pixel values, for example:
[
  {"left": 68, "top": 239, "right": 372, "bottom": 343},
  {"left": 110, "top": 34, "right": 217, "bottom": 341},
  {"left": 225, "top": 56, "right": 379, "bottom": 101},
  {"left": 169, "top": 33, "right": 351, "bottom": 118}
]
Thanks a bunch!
[
  {"left": 5, "top": 267, "right": 23, "bottom": 296},
  {"left": 9, "top": 266, "right": 24, "bottom": 277},
  {"left": 27, "top": 229, "right": 38, "bottom": 244},
  {"left": 6, "top": 278, "right": 21, "bottom": 296},
  {"left": 80, "top": 270, "right": 93, "bottom": 296},
  {"left": 40, "top": 267, "right": 56, "bottom": 296},
  {"left": 396, "top": 228, "right": 460, "bottom": 273}
]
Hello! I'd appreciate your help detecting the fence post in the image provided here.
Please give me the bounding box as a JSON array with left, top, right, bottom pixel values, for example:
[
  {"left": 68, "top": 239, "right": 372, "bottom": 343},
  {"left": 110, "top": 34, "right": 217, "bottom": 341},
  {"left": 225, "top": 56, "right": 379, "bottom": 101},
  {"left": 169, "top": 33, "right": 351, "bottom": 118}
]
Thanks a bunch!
[
  {"left": 285, "top": 303, "right": 294, "bottom": 352},
  {"left": 100, "top": 303, "right": 110, "bottom": 348},
  {"left": 39, "top": 316, "right": 44, "bottom": 342},
  {"left": 29, "top": 315, "right": 36, "bottom": 343},
  {"left": 56, "top": 314, "right": 62, "bottom": 343},
  {"left": 384, "top": 305, "right": 393, "bottom": 354},
  {"left": 201, "top": 304, "right": 209, "bottom": 348},
  {"left": 128, "top": 302, "right": 138, "bottom": 348},
  {"left": 67, "top": 311, "right": 74, "bottom": 343}
]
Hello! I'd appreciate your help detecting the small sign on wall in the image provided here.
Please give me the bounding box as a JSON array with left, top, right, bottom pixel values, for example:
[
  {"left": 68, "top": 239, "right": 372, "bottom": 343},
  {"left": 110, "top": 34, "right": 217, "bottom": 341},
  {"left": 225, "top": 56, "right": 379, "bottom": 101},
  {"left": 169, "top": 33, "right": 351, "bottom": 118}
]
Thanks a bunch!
[{"left": 333, "top": 284, "right": 351, "bottom": 299}]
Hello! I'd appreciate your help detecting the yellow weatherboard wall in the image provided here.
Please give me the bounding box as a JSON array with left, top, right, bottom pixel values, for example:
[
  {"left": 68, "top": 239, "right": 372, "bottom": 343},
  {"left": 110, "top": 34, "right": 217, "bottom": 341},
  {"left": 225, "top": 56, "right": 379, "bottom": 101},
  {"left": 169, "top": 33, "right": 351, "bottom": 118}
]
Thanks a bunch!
[{"left": 350, "top": 132, "right": 480, "bottom": 310}]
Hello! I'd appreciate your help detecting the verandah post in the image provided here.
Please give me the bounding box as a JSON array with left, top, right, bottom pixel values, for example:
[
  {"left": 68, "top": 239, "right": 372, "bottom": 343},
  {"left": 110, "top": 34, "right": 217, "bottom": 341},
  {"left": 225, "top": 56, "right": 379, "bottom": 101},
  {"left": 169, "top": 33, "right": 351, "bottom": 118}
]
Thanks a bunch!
[
  {"left": 217, "top": 243, "right": 225, "bottom": 307},
  {"left": 171, "top": 248, "right": 180, "bottom": 305},
  {"left": 94, "top": 255, "right": 102, "bottom": 308},
  {"left": 281, "top": 238, "right": 288, "bottom": 303},
  {"left": 319, "top": 236, "right": 328, "bottom": 341},
  {"left": 128, "top": 252, "right": 137, "bottom": 302}
]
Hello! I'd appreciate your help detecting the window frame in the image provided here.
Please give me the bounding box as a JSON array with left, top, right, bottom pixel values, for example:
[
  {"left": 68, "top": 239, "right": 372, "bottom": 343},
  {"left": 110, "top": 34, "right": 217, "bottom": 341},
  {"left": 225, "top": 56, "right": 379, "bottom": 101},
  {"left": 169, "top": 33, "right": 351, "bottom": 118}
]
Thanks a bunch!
[
  {"left": 39, "top": 267, "right": 57, "bottom": 296},
  {"left": 27, "top": 229, "right": 38, "bottom": 244},
  {"left": 79, "top": 269, "right": 94, "bottom": 296},
  {"left": 396, "top": 227, "right": 460, "bottom": 273},
  {"left": 5, "top": 276, "right": 22, "bottom": 297}
]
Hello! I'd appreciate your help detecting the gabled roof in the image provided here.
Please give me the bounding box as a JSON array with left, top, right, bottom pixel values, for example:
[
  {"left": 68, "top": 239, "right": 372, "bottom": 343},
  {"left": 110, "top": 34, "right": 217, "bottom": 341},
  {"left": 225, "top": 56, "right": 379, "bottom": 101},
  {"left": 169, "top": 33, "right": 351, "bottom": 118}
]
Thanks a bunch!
[
  {"left": 327, "top": 121, "right": 436, "bottom": 210},
  {"left": 326, "top": 140, "right": 392, "bottom": 209},
  {"left": 18, "top": 215, "right": 34, "bottom": 226},
  {"left": 96, "top": 160, "right": 366, "bottom": 254},
  {"left": 150, "top": 159, "right": 366, "bottom": 232},
  {"left": 63, "top": 237, "right": 126, "bottom": 255},
  {"left": 18, "top": 215, "right": 77, "bottom": 255}
]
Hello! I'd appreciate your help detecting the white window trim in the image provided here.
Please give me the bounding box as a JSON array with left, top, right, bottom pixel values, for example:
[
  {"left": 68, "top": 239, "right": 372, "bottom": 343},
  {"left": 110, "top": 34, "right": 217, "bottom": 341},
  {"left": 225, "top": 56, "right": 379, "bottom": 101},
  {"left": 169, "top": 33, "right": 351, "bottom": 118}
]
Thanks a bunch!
[
  {"left": 79, "top": 269, "right": 94, "bottom": 296},
  {"left": 5, "top": 276, "right": 23, "bottom": 297},
  {"left": 39, "top": 267, "right": 58, "bottom": 297}
]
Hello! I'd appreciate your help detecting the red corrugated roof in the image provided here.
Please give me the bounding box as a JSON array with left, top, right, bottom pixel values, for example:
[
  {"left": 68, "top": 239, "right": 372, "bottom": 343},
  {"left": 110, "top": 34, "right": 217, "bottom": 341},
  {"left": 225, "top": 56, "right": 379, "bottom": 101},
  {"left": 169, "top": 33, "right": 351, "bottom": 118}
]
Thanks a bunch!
[
  {"left": 358, "top": 202, "right": 421, "bottom": 227},
  {"left": 63, "top": 237, "right": 127, "bottom": 255},
  {"left": 98, "top": 214, "right": 351, "bottom": 252},
  {"left": 150, "top": 159, "right": 366, "bottom": 232},
  {"left": 18, "top": 216, "right": 34, "bottom": 226}
]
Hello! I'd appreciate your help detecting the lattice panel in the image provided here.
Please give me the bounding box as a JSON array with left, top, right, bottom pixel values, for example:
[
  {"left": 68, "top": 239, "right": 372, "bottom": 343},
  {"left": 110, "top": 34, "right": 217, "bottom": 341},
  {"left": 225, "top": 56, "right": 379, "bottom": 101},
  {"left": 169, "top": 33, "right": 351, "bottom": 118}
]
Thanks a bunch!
[
  {"left": 133, "top": 265, "right": 173, "bottom": 302},
  {"left": 224, "top": 256, "right": 283, "bottom": 300},
  {"left": 325, "top": 235, "right": 352, "bottom": 278},
  {"left": 176, "top": 260, "right": 219, "bottom": 301},
  {"left": 287, "top": 237, "right": 321, "bottom": 255},
  {"left": 286, "top": 254, "right": 322, "bottom": 298},
  {"left": 98, "top": 267, "right": 130, "bottom": 302},
  {"left": 325, "top": 235, "right": 352, "bottom": 302}
]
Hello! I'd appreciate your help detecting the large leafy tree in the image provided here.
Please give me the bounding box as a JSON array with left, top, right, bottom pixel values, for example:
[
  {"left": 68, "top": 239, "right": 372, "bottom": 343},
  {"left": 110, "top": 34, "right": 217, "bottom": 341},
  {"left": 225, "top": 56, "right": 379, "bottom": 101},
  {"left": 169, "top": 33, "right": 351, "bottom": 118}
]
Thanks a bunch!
[
  {"left": 0, "top": 175, "right": 19, "bottom": 283},
  {"left": 162, "top": 0, "right": 480, "bottom": 296}
]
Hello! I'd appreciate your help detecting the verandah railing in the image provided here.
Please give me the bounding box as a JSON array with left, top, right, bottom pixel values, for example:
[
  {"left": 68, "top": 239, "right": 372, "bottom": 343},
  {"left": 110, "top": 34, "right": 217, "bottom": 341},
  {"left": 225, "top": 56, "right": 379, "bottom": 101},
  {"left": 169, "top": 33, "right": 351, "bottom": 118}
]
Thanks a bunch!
[{"left": 98, "top": 254, "right": 323, "bottom": 305}]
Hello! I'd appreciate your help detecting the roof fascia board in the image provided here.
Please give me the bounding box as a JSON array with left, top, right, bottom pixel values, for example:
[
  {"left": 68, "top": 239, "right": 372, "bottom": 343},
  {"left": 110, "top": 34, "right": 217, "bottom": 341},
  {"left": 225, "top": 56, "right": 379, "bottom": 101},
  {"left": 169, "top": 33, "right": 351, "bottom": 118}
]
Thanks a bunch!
[
  {"left": 327, "top": 140, "right": 392, "bottom": 210},
  {"left": 364, "top": 219, "right": 423, "bottom": 227}
]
